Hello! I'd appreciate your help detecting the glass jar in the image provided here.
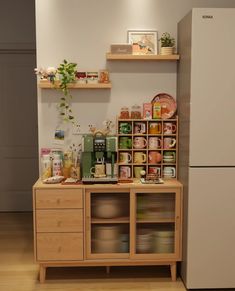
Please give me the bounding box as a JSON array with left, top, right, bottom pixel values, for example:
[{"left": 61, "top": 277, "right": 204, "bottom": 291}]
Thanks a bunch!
[
  {"left": 131, "top": 104, "right": 142, "bottom": 119},
  {"left": 120, "top": 106, "right": 130, "bottom": 119},
  {"left": 52, "top": 154, "right": 62, "bottom": 176},
  {"left": 63, "top": 151, "right": 73, "bottom": 178}
]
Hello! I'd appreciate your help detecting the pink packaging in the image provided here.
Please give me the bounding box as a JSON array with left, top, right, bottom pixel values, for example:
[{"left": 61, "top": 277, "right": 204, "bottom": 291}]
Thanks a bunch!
[{"left": 143, "top": 103, "right": 152, "bottom": 119}]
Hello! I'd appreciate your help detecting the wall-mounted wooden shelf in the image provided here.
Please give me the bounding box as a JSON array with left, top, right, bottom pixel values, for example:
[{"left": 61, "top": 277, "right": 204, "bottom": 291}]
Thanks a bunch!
[
  {"left": 38, "top": 80, "right": 112, "bottom": 89},
  {"left": 106, "top": 53, "right": 180, "bottom": 61}
]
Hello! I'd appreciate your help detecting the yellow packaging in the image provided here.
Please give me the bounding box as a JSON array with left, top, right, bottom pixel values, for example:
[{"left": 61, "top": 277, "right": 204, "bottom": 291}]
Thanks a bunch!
[{"left": 152, "top": 102, "right": 161, "bottom": 119}]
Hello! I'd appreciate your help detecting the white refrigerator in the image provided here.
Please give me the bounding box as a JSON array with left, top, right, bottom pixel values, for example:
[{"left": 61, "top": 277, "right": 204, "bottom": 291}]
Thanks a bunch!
[{"left": 177, "top": 8, "right": 235, "bottom": 289}]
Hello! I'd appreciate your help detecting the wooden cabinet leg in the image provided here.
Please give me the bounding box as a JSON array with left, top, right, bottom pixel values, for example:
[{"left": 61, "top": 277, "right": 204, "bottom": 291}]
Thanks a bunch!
[
  {"left": 39, "top": 265, "right": 46, "bottom": 283},
  {"left": 170, "top": 263, "right": 177, "bottom": 281}
]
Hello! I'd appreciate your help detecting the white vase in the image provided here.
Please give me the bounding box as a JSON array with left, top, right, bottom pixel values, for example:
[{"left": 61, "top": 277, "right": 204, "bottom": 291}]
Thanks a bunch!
[{"left": 160, "top": 47, "right": 174, "bottom": 55}]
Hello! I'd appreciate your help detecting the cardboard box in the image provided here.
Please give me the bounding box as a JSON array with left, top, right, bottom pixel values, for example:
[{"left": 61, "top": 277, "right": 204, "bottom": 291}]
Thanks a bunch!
[{"left": 111, "top": 44, "right": 132, "bottom": 54}]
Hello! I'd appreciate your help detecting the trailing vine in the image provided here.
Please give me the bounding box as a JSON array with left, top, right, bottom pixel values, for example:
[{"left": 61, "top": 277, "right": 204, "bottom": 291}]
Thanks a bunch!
[{"left": 57, "top": 60, "right": 77, "bottom": 124}]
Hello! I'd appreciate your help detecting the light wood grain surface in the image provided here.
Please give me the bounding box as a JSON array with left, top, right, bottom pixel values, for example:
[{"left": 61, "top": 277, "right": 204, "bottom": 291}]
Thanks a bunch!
[{"left": 0, "top": 212, "right": 186, "bottom": 291}]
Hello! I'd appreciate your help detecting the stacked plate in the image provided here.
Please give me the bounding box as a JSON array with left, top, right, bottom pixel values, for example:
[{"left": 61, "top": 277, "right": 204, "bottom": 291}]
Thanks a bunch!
[{"left": 154, "top": 230, "right": 174, "bottom": 253}]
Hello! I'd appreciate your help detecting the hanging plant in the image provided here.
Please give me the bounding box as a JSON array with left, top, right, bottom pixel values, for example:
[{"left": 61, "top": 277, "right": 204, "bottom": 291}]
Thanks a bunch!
[{"left": 56, "top": 59, "right": 77, "bottom": 124}]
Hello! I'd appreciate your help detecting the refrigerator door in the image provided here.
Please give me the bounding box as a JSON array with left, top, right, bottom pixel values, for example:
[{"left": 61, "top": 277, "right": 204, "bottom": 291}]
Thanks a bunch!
[
  {"left": 185, "top": 167, "right": 235, "bottom": 289},
  {"left": 190, "top": 8, "right": 235, "bottom": 166}
]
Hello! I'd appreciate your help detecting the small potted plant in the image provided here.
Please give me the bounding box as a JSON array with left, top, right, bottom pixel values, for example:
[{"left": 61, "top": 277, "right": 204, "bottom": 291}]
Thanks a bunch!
[{"left": 159, "top": 32, "right": 175, "bottom": 55}]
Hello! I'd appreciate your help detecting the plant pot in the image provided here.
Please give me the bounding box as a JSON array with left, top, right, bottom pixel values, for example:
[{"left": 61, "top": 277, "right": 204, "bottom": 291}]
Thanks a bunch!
[{"left": 160, "top": 47, "right": 174, "bottom": 55}]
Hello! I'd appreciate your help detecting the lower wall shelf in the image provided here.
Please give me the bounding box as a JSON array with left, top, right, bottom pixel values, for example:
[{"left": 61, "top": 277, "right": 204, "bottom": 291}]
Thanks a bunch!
[{"left": 38, "top": 80, "right": 112, "bottom": 89}]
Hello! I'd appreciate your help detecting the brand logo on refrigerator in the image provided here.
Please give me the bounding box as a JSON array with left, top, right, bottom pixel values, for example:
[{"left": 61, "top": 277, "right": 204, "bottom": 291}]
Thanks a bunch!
[{"left": 202, "top": 15, "right": 213, "bottom": 19}]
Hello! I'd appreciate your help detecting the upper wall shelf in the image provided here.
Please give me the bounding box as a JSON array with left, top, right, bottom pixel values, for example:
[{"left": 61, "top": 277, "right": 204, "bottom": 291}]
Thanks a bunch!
[
  {"left": 106, "top": 53, "right": 180, "bottom": 61},
  {"left": 38, "top": 80, "right": 112, "bottom": 89}
]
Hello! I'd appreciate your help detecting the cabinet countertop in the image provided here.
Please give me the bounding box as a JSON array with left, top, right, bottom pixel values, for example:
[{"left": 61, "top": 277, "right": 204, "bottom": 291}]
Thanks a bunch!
[{"left": 33, "top": 179, "right": 182, "bottom": 190}]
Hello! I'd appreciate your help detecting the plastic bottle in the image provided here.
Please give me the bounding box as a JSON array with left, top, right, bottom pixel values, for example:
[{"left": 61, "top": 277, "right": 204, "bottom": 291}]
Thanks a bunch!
[{"left": 41, "top": 155, "right": 52, "bottom": 180}]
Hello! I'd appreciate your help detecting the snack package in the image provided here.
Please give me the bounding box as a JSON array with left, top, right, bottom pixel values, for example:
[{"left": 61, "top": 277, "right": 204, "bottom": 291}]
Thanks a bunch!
[
  {"left": 152, "top": 102, "right": 161, "bottom": 119},
  {"left": 143, "top": 103, "right": 152, "bottom": 119}
]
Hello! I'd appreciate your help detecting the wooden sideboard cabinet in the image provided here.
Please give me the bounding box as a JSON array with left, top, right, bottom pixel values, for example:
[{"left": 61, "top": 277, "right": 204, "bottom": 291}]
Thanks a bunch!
[{"left": 33, "top": 180, "right": 183, "bottom": 283}]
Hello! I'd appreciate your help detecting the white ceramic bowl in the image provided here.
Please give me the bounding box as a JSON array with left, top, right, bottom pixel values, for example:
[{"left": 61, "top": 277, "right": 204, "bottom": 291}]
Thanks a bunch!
[
  {"left": 93, "top": 225, "right": 120, "bottom": 240},
  {"left": 93, "top": 197, "right": 122, "bottom": 218},
  {"left": 93, "top": 239, "right": 121, "bottom": 253}
]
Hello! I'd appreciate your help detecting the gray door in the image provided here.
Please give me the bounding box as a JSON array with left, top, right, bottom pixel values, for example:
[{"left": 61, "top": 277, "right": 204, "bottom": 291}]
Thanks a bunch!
[{"left": 0, "top": 51, "right": 38, "bottom": 211}]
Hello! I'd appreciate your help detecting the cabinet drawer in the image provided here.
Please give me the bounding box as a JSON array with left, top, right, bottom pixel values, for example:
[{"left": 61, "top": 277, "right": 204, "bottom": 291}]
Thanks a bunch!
[
  {"left": 35, "top": 189, "right": 83, "bottom": 209},
  {"left": 36, "top": 209, "right": 83, "bottom": 232},
  {"left": 37, "top": 233, "right": 83, "bottom": 261}
]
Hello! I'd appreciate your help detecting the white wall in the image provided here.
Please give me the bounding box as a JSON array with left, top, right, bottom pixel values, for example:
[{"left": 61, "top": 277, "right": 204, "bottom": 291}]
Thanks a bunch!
[{"left": 36, "top": 0, "right": 235, "bottom": 151}]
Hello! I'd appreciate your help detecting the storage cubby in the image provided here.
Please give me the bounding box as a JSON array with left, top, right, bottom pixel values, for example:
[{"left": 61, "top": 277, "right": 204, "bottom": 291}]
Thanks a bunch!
[{"left": 117, "top": 118, "right": 178, "bottom": 179}]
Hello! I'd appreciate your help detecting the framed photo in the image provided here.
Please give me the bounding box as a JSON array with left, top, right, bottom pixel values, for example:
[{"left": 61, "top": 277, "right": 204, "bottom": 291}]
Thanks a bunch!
[{"left": 127, "top": 30, "right": 158, "bottom": 55}]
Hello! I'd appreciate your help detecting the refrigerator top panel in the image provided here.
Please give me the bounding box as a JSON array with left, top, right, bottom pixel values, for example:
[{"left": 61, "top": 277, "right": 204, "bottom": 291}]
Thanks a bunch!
[{"left": 189, "top": 8, "right": 235, "bottom": 167}]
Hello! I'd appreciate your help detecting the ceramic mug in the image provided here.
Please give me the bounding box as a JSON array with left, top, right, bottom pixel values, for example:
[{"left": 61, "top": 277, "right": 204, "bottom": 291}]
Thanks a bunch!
[
  {"left": 148, "top": 151, "right": 162, "bottom": 164},
  {"left": 134, "top": 122, "right": 146, "bottom": 134},
  {"left": 134, "top": 166, "right": 145, "bottom": 178},
  {"left": 90, "top": 164, "right": 106, "bottom": 177},
  {"left": 163, "top": 122, "right": 177, "bottom": 134},
  {"left": 163, "top": 137, "right": 176, "bottom": 149},
  {"left": 148, "top": 166, "right": 161, "bottom": 176},
  {"left": 134, "top": 152, "right": 147, "bottom": 164},
  {"left": 119, "top": 152, "right": 132, "bottom": 164},
  {"left": 133, "top": 137, "right": 147, "bottom": 149},
  {"left": 148, "top": 137, "right": 162, "bottom": 149},
  {"left": 149, "top": 122, "right": 161, "bottom": 134},
  {"left": 119, "top": 122, "right": 132, "bottom": 134},
  {"left": 119, "top": 166, "right": 131, "bottom": 179},
  {"left": 163, "top": 151, "right": 176, "bottom": 163},
  {"left": 163, "top": 166, "right": 176, "bottom": 178},
  {"left": 119, "top": 137, "right": 132, "bottom": 149}
]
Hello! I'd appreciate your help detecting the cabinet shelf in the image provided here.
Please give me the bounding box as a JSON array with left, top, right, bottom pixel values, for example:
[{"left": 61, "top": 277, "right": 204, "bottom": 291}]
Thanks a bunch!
[
  {"left": 38, "top": 80, "right": 112, "bottom": 89},
  {"left": 91, "top": 217, "right": 130, "bottom": 224},
  {"left": 137, "top": 218, "right": 175, "bottom": 223},
  {"left": 106, "top": 53, "right": 180, "bottom": 61}
]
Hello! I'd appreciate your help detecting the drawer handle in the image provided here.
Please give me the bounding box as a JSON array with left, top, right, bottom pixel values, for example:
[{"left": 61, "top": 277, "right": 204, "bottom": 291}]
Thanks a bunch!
[
  {"left": 56, "top": 199, "right": 61, "bottom": 205},
  {"left": 58, "top": 246, "right": 62, "bottom": 253},
  {"left": 57, "top": 221, "right": 62, "bottom": 227}
]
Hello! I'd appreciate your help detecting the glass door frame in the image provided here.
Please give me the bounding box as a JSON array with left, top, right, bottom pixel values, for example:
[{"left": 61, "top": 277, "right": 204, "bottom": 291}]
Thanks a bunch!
[
  {"left": 130, "top": 187, "right": 182, "bottom": 260},
  {"left": 85, "top": 188, "right": 131, "bottom": 260}
]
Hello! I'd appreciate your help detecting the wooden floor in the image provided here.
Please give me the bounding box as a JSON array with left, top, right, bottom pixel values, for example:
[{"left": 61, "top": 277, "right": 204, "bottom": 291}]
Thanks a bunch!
[{"left": 0, "top": 212, "right": 187, "bottom": 291}]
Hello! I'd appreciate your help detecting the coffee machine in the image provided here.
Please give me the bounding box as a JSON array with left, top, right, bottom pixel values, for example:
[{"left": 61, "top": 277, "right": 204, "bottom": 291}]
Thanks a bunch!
[{"left": 81, "top": 133, "right": 118, "bottom": 183}]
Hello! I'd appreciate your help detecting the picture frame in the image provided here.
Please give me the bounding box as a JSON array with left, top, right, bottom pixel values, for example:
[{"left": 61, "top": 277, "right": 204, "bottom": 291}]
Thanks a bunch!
[{"left": 127, "top": 30, "right": 158, "bottom": 55}]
